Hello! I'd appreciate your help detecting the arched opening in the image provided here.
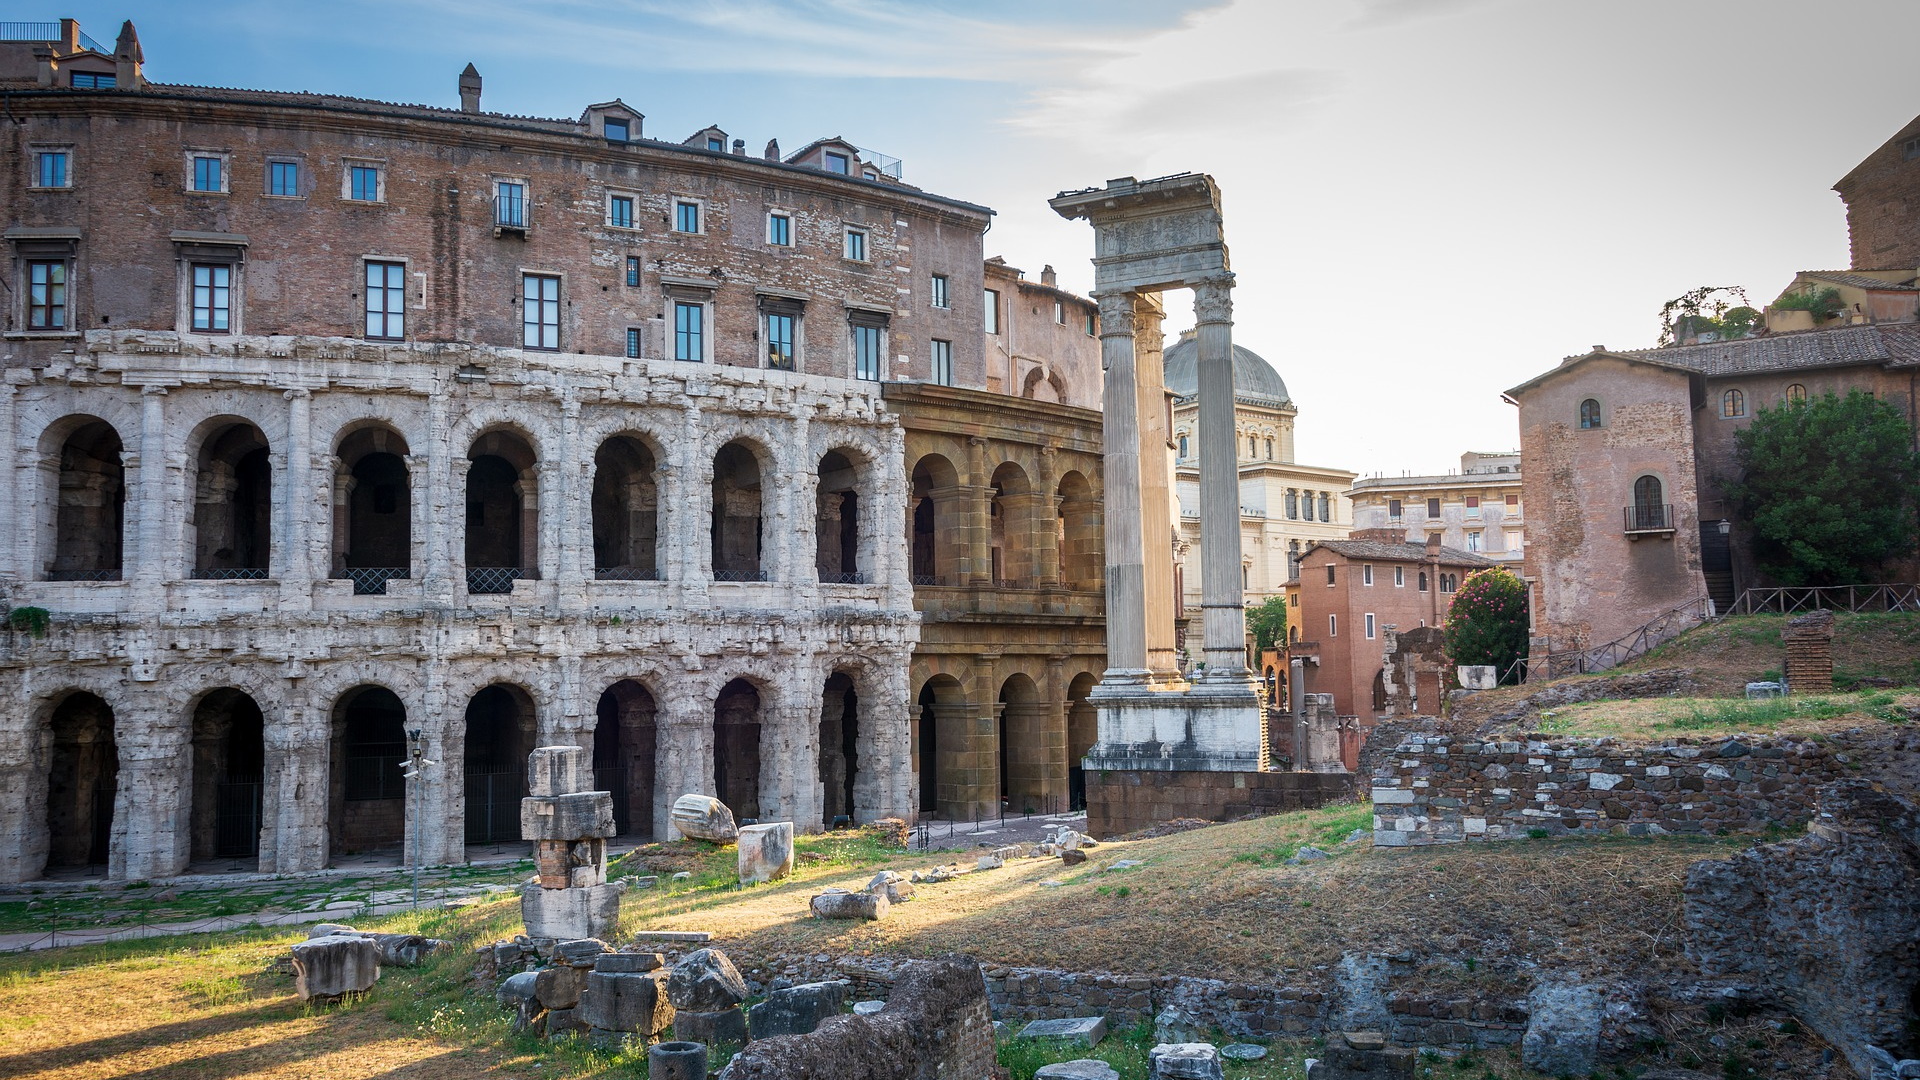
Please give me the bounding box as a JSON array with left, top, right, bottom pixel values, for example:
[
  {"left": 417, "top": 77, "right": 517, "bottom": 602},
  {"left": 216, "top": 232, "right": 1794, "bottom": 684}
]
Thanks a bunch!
[
  {"left": 192, "top": 422, "right": 271, "bottom": 578},
  {"left": 909, "top": 454, "right": 959, "bottom": 585},
  {"left": 1066, "top": 672, "right": 1098, "bottom": 812},
  {"left": 818, "top": 672, "right": 859, "bottom": 825},
  {"left": 335, "top": 426, "right": 411, "bottom": 594},
  {"left": 189, "top": 688, "right": 265, "bottom": 865},
  {"left": 915, "top": 674, "right": 967, "bottom": 817},
  {"left": 997, "top": 673, "right": 1055, "bottom": 813},
  {"left": 592, "top": 435, "right": 660, "bottom": 580},
  {"left": 466, "top": 429, "right": 538, "bottom": 594},
  {"left": 990, "top": 461, "right": 1037, "bottom": 586},
  {"left": 464, "top": 685, "right": 535, "bottom": 845},
  {"left": 1057, "top": 471, "right": 1099, "bottom": 590},
  {"left": 330, "top": 685, "right": 407, "bottom": 859},
  {"left": 48, "top": 419, "right": 125, "bottom": 581},
  {"left": 1632, "top": 475, "right": 1666, "bottom": 531},
  {"left": 44, "top": 691, "right": 117, "bottom": 874},
  {"left": 714, "top": 678, "right": 763, "bottom": 821},
  {"left": 593, "top": 680, "right": 657, "bottom": 838},
  {"left": 1721, "top": 388, "right": 1746, "bottom": 418},
  {"left": 816, "top": 450, "right": 862, "bottom": 583},
  {"left": 712, "top": 441, "right": 764, "bottom": 581}
]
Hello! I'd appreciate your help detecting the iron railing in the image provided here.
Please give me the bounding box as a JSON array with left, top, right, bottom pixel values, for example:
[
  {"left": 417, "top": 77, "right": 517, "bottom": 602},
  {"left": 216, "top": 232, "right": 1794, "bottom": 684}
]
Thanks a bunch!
[
  {"left": 820, "top": 571, "right": 867, "bottom": 585},
  {"left": 214, "top": 777, "right": 262, "bottom": 858},
  {"left": 1729, "top": 583, "right": 1920, "bottom": 615},
  {"left": 464, "top": 767, "right": 523, "bottom": 844},
  {"left": 336, "top": 567, "right": 408, "bottom": 595},
  {"left": 910, "top": 574, "right": 941, "bottom": 587},
  {"left": 0, "top": 23, "right": 111, "bottom": 52},
  {"left": 344, "top": 754, "right": 405, "bottom": 801},
  {"left": 190, "top": 567, "right": 269, "bottom": 580},
  {"left": 713, "top": 569, "right": 768, "bottom": 582},
  {"left": 46, "top": 568, "right": 121, "bottom": 582},
  {"left": 1624, "top": 503, "right": 1675, "bottom": 533},
  {"left": 594, "top": 566, "right": 662, "bottom": 581},
  {"left": 494, "top": 193, "right": 526, "bottom": 228},
  {"left": 1525, "top": 595, "right": 1709, "bottom": 681},
  {"left": 467, "top": 567, "right": 525, "bottom": 594}
]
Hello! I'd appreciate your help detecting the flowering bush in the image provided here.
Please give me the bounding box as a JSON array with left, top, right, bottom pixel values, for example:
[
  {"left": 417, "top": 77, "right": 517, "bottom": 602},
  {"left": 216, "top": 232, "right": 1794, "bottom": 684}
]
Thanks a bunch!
[{"left": 1442, "top": 568, "right": 1529, "bottom": 684}]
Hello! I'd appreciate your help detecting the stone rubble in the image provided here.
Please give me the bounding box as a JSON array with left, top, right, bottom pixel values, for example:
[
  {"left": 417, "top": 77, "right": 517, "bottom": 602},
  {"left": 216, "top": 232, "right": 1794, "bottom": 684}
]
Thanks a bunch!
[
  {"left": 1149, "top": 1042, "right": 1225, "bottom": 1080},
  {"left": 1017, "top": 1015, "right": 1108, "bottom": 1048},
  {"left": 290, "top": 934, "right": 380, "bottom": 1001},
  {"left": 520, "top": 747, "right": 623, "bottom": 940},
  {"left": 736, "top": 821, "right": 794, "bottom": 885},
  {"left": 809, "top": 888, "right": 888, "bottom": 921},
  {"left": 747, "top": 980, "right": 847, "bottom": 1040},
  {"left": 1035, "top": 1062, "right": 1120, "bottom": 1080},
  {"left": 672, "top": 794, "right": 741, "bottom": 844}
]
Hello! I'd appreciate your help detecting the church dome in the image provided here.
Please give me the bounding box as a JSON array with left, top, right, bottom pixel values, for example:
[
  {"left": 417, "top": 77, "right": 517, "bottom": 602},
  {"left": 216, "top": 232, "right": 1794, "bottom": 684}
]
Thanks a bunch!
[{"left": 1161, "top": 332, "right": 1291, "bottom": 406}]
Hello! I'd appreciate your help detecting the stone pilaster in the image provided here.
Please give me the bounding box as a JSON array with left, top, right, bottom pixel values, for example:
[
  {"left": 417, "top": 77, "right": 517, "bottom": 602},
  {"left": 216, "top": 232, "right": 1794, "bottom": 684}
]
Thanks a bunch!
[
  {"left": 278, "top": 388, "right": 313, "bottom": 608},
  {"left": 0, "top": 383, "right": 16, "bottom": 584},
  {"left": 263, "top": 682, "right": 329, "bottom": 872},
  {"left": 965, "top": 436, "right": 992, "bottom": 585},
  {"left": 556, "top": 393, "right": 584, "bottom": 588},
  {"left": 421, "top": 384, "right": 454, "bottom": 604},
  {"left": 112, "top": 701, "right": 190, "bottom": 881},
  {"left": 131, "top": 385, "right": 170, "bottom": 600},
  {"left": 654, "top": 699, "right": 714, "bottom": 840}
]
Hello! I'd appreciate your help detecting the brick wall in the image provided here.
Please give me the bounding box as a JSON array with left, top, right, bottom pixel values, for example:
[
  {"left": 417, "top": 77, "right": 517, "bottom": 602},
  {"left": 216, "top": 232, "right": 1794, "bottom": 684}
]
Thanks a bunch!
[
  {"left": 1371, "top": 733, "right": 1848, "bottom": 846},
  {"left": 1086, "top": 768, "right": 1355, "bottom": 839}
]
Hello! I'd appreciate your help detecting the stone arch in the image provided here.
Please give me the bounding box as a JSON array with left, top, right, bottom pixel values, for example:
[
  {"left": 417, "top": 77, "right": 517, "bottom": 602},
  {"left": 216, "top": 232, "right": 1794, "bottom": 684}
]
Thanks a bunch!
[
  {"left": 186, "top": 687, "right": 266, "bottom": 866},
  {"left": 41, "top": 416, "right": 126, "bottom": 581},
  {"left": 909, "top": 452, "right": 961, "bottom": 584},
  {"left": 712, "top": 439, "right": 766, "bottom": 580},
  {"left": 466, "top": 427, "right": 540, "bottom": 593},
  {"left": 1066, "top": 671, "right": 1099, "bottom": 812},
  {"left": 817, "top": 670, "right": 861, "bottom": 826},
  {"left": 914, "top": 673, "right": 968, "bottom": 818},
  {"left": 592, "top": 433, "right": 661, "bottom": 579},
  {"left": 463, "top": 683, "right": 537, "bottom": 845},
  {"left": 328, "top": 684, "right": 408, "bottom": 860},
  {"left": 333, "top": 423, "right": 412, "bottom": 592},
  {"left": 713, "top": 676, "right": 766, "bottom": 821},
  {"left": 816, "top": 445, "right": 871, "bottom": 583},
  {"left": 39, "top": 690, "right": 119, "bottom": 875},
  {"left": 1021, "top": 365, "right": 1069, "bottom": 404},
  {"left": 593, "top": 678, "right": 658, "bottom": 838},
  {"left": 997, "top": 672, "right": 1056, "bottom": 812},
  {"left": 990, "top": 460, "right": 1040, "bottom": 586},
  {"left": 188, "top": 418, "right": 272, "bottom": 578},
  {"left": 1056, "top": 470, "right": 1100, "bottom": 590}
]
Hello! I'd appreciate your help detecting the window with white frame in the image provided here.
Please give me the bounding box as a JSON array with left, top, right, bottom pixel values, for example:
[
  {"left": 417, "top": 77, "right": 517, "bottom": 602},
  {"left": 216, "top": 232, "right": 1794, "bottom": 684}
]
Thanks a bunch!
[
  {"left": 607, "top": 193, "right": 636, "bottom": 229},
  {"left": 1329, "top": 614, "right": 1338, "bottom": 637},
  {"left": 984, "top": 288, "right": 1000, "bottom": 334},
  {"left": 1365, "top": 613, "right": 1376, "bottom": 639},
  {"left": 930, "top": 274, "right": 949, "bottom": 309},
  {"left": 843, "top": 226, "right": 868, "bottom": 262},
  {"left": 931, "top": 339, "right": 953, "bottom": 385},
  {"left": 1325, "top": 563, "right": 1336, "bottom": 586},
  {"left": 674, "top": 200, "right": 702, "bottom": 234},
  {"left": 346, "top": 162, "right": 384, "bottom": 203},
  {"left": 1053, "top": 299, "right": 1065, "bottom": 324},
  {"left": 188, "top": 153, "right": 227, "bottom": 193},
  {"left": 1394, "top": 565, "right": 1405, "bottom": 587},
  {"left": 192, "top": 264, "right": 233, "bottom": 332},
  {"left": 767, "top": 212, "right": 792, "bottom": 246},
  {"left": 32, "top": 150, "right": 71, "bottom": 189},
  {"left": 26, "top": 260, "right": 67, "bottom": 330},
  {"left": 522, "top": 273, "right": 560, "bottom": 350},
  {"left": 853, "top": 322, "right": 883, "bottom": 380},
  {"left": 495, "top": 180, "right": 527, "bottom": 227},
  {"left": 363, "top": 261, "right": 406, "bottom": 340},
  {"left": 1467, "top": 530, "right": 1482, "bottom": 552},
  {"left": 1362, "top": 564, "right": 1374, "bottom": 586}
]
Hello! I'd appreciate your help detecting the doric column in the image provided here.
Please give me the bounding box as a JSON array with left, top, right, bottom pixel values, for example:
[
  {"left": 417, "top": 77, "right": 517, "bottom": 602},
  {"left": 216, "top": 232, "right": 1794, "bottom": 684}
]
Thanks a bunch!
[
  {"left": 1094, "top": 291, "right": 1149, "bottom": 678},
  {"left": 654, "top": 695, "right": 713, "bottom": 840},
  {"left": 556, "top": 394, "right": 585, "bottom": 589},
  {"left": 928, "top": 486, "right": 973, "bottom": 586},
  {"left": 279, "top": 389, "right": 313, "bottom": 604},
  {"left": 965, "top": 436, "right": 992, "bottom": 585},
  {"left": 969, "top": 652, "right": 1000, "bottom": 819},
  {"left": 329, "top": 458, "right": 353, "bottom": 575},
  {"left": 1036, "top": 445, "right": 1061, "bottom": 588},
  {"left": 1193, "top": 276, "right": 1251, "bottom": 681},
  {"left": 760, "top": 699, "right": 820, "bottom": 831},
  {"left": 0, "top": 383, "right": 17, "bottom": 584},
  {"left": 262, "top": 680, "right": 329, "bottom": 872},
  {"left": 415, "top": 661, "right": 459, "bottom": 866},
  {"left": 131, "top": 385, "right": 170, "bottom": 595},
  {"left": 421, "top": 384, "right": 453, "bottom": 603}
]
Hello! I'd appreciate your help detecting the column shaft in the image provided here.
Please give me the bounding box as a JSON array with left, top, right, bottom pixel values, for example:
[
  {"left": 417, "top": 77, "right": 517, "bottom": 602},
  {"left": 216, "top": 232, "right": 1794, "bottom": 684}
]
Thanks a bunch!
[
  {"left": 1094, "top": 292, "right": 1149, "bottom": 677},
  {"left": 1130, "top": 295, "right": 1179, "bottom": 676},
  {"left": 1194, "top": 279, "right": 1250, "bottom": 679}
]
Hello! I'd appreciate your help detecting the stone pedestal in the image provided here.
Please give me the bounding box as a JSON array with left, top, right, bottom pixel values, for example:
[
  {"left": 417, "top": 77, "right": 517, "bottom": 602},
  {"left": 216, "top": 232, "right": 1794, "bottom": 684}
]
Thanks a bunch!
[{"left": 520, "top": 745, "right": 622, "bottom": 940}]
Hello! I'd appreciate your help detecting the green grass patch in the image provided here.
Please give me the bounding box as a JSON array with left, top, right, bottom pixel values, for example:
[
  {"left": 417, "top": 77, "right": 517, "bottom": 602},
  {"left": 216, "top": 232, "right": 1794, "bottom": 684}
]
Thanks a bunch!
[
  {"left": 1659, "top": 690, "right": 1907, "bottom": 731},
  {"left": 1229, "top": 803, "right": 1374, "bottom": 867}
]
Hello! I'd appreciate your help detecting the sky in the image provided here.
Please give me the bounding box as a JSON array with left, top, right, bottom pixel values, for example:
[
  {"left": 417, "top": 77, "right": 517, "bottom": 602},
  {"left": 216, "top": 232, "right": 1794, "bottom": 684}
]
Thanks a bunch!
[{"left": 60, "top": 0, "right": 1920, "bottom": 475}]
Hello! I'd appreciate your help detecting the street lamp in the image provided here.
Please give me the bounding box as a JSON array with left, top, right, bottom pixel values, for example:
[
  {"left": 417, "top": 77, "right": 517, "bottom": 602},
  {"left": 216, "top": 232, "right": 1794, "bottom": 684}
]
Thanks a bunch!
[{"left": 399, "top": 728, "right": 437, "bottom": 908}]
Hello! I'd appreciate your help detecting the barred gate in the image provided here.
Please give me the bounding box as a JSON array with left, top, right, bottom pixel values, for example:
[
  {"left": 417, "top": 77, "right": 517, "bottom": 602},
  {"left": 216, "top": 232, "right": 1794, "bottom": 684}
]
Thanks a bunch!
[
  {"left": 465, "top": 766, "right": 523, "bottom": 844},
  {"left": 215, "top": 777, "right": 263, "bottom": 858}
]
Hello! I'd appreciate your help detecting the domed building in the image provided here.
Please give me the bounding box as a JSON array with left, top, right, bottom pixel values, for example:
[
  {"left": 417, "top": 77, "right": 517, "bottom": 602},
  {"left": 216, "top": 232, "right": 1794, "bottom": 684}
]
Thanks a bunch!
[{"left": 1164, "top": 331, "right": 1356, "bottom": 671}]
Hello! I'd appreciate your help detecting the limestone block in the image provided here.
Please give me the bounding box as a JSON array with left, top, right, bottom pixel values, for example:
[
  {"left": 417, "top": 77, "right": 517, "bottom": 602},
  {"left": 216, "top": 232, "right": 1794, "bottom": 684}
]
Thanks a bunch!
[
  {"left": 671, "top": 794, "right": 739, "bottom": 843},
  {"left": 544, "top": 1007, "right": 590, "bottom": 1039},
  {"left": 1019, "top": 1016, "right": 1108, "bottom": 1048},
  {"left": 1220, "top": 1044, "right": 1267, "bottom": 1060},
  {"left": 536, "top": 838, "right": 608, "bottom": 889},
  {"left": 736, "top": 822, "right": 794, "bottom": 885},
  {"left": 1456, "top": 666, "right": 1497, "bottom": 691},
  {"left": 521, "top": 792, "right": 616, "bottom": 841},
  {"left": 290, "top": 935, "right": 380, "bottom": 1001},
  {"left": 577, "top": 970, "right": 674, "bottom": 1035},
  {"left": 595, "top": 952, "right": 664, "bottom": 973},
  {"left": 528, "top": 745, "right": 592, "bottom": 797},
  {"left": 810, "top": 888, "right": 888, "bottom": 920},
  {"left": 1061, "top": 849, "right": 1088, "bottom": 866},
  {"left": 498, "top": 971, "right": 544, "bottom": 1033},
  {"left": 551, "top": 938, "right": 611, "bottom": 966},
  {"left": 747, "top": 980, "right": 847, "bottom": 1040},
  {"left": 852, "top": 999, "right": 885, "bottom": 1015},
  {"left": 667, "top": 948, "right": 749, "bottom": 1011},
  {"left": 867, "top": 870, "right": 914, "bottom": 903},
  {"left": 536, "top": 964, "right": 592, "bottom": 1010},
  {"left": 1036, "top": 1063, "right": 1120, "bottom": 1080},
  {"left": 1149, "top": 1042, "right": 1224, "bottom": 1080},
  {"left": 976, "top": 854, "right": 1004, "bottom": 870},
  {"left": 675, "top": 1006, "right": 747, "bottom": 1045},
  {"left": 1307, "top": 1035, "right": 1415, "bottom": 1078},
  {"left": 521, "top": 882, "right": 625, "bottom": 941},
  {"left": 1520, "top": 984, "right": 1602, "bottom": 1079}
]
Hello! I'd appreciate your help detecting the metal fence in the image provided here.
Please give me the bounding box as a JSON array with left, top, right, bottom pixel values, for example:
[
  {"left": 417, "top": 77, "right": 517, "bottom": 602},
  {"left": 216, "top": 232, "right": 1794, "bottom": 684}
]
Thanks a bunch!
[
  {"left": 46, "top": 568, "right": 121, "bottom": 582},
  {"left": 466, "top": 567, "right": 524, "bottom": 594},
  {"left": 215, "top": 777, "right": 262, "bottom": 858},
  {"left": 335, "top": 567, "right": 408, "bottom": 595},
  {"left": 1525, "top": 595, "right": 1710, "bottom": 681},
  {"left": 1623, "top": 503, "right": 1675, "bottom": 532},
  {"left": 820, "top": 572, "right": 867, "bottom": 585},
  {"left": 713, "top": 569, "right": 768, "bottom": 582},
  {"left": 594, "top": 566, "right": 662, "bottom": 581},
  {"left": 344, "top": 754, "right": 405, "bottom": 801},
  {"left": 909, "top": 794, "right": 1078, "bottom": 852},
  {"left": 464, "top": 767, "right": 522, "bottom": 844},
  {"left": 1729, "top": 583, "right": 1920, "bottom": 615},
  {"left": 191, "top": 567, "right": 269, "bottom": 581}
]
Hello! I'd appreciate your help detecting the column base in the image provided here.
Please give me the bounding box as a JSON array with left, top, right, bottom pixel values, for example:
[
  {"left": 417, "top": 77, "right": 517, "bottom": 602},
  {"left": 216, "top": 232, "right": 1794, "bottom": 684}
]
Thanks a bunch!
[
  {"left": 1085, "top": 684, "right": 1266, "bottom": 773},
  {"left": 1084, "top": 768, "right": 1356, "bottom": 839}
]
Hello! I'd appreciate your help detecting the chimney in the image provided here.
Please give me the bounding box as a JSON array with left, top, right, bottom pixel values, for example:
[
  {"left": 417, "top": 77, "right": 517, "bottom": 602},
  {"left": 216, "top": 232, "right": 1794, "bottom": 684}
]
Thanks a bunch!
[
  {"left": 1041, "top": 264, "right": 1057, "bottom": 288},
  {"left": 114, "top": 21, "right": 145, "bottom": 89},
  {"left": 60, "top": 18, "right": 81, "bottom": 54},
  {"left": 1590, "top": 344, "right": 1606, "bottom": 353},
  {"left": 732, "top": 138, "right": 746, "bottom": 156},
  {"left": 33, "top": 45, "right": 54, "bottom": 87},
  {"left": 459, "top": 63, "right": 482, "bottom": 113},
  {"left": 1425, "top": 532, "right": 1442, "bottom": 558},
  {"left": 764, "top": 138, "right": 780, "bottom": 161}
]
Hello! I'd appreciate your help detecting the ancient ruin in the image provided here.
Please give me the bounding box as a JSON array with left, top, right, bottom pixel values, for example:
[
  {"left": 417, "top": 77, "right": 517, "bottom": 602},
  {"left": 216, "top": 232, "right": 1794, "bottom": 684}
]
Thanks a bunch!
[{"left": 520, "top": 746, "right": 623, "bottom": 941}]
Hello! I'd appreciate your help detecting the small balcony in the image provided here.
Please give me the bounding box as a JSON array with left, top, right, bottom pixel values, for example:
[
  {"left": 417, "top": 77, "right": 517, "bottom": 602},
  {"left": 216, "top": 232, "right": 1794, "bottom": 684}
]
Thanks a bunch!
[
  {"left": 493, "top": 193, "right": 527, "bottom": 236},
  {"left": 1623, "top": 504, "right": 1675, "bottom": 536}
]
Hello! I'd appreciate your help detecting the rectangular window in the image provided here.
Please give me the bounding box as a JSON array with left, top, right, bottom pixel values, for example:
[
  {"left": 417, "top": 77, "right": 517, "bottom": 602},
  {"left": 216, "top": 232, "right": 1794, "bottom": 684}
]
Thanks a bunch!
[
  {"left": 1394, "top": 566, "right": 1405, "bottom": 587},
  {"left": 1363, "top": 564, "right": 1374, "bottom": 586},
  {"left": 35, "top": 151, "right": 69, "bottom": 188},
  {"left": 1427, "top": 497, "right": 1441, "bottom": 518},
  {"left": 825, "top": 151, "right": 851, "bottom": 174},
  {"left": 191, "top": 264, "right": 231, "bottom": 332},
  {"left": 1325, "top": 564, "right": 1336, "bottom": 586},
  {"left": 844, "top": 227, "right": 867, "bottom": 261},
  {"left": 674, "top": 201, "right": 701, "bottom": 233},
  {"left": 1365, "top": 613, "right": 1376, "bottom": 639},
  {"left": 1053, "top": 299, "right": 1065, "bottom": 324},
  {"left": 496, "top": 181, "right": 526, "bottom": 226},
  {"left": 1506, "top": 493, "right": 1519, "bottom": 506},
  {"left": 626, "top": 327, "right": 642, "bottom": 359},
  {"left": 767, "top": 213, "right": 791, "bottom": 246},
  {"left": 349, "top": 164, "right": 381, "bottom": 202},
  {"left": 625, "top": 256, "right": 641, "bottom": 287},
  {"left": 269, "top": 160, "right": 299, "bottom": 197},
  {"left": 1289, "top": 593, "right": 1298, "bottom": 608},
  {"left": 27, "top": 261, "right": 66, "bottom": 330},
  {"left": 603, "top": 118, "right": 630, "bottom": 142},
  {"left": 984, "top": 289, "right": 1000, "bottom": 334},
  {"left": 192, "top": 155, "right": 223, "bottom": 192},
  {"left": 1466, "top": 495, "right": 1481, "bottom": 519},
  {"left": 1467, "top": 530, "right": 1482, "bottom": 552},
  {"left": 608, "top": 194, "right": 635, "bottom": 229},
  {"left": 930, "top": 274, "right": 949, "bottom": 309},
  {"left": 765, "top": 313, "right": 795, "bottom": 370},
  {"left": 930, "top": 339, "right": 953, "bottom": 386},
  {"left": 1086, "top": 313, "right": 1097, "bottom": 336},
  {"left": 70, "top": 71, "right": 114, "bottom": 88},
  {"left": 1388, "top": 498, "right": 1403, "bottom": 521},
  {"left": 364, "top": 261, "right": 406, "bottom": 339},
  {"left": 853, "top": 323, "right": 882, "bottom": 380},
  {"left": 707, "top": 137, "right": 725, "bottom": 151},
  {"left": 1329, "top": 614, "right": 1338, "bottom": 637},
  {"left": 522, "top": 274, "right": 559, "bottom": 350},
  {"left": 674, "top": 301, "right": 704, "bottom": 361}
]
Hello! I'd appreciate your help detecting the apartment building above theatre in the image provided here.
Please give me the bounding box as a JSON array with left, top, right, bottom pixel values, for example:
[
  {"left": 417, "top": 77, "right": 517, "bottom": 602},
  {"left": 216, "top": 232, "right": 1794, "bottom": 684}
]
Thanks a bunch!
[{"left": 1348, "top": 451, "right": 1525, "bottom": 564}]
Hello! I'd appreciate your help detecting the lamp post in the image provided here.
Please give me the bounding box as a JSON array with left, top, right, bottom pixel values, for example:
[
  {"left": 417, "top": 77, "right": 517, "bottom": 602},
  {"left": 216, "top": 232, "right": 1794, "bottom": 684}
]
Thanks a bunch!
[{"left": 400, "top": 728, "right": 437, "bottom": 909}]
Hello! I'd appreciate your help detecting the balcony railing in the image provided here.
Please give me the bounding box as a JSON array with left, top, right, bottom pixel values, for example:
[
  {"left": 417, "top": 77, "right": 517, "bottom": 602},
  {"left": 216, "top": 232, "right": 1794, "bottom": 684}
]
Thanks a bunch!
[
  {"left": 594, "top": 566, "right": 662, "bottom": 581},
  {"left": 494, "top": 193, "right": 526, "bottom": 229},
  {"left": 190, "top": 567, "right": 269, "bottom": 580},
  {"left": 910, "top": 574, "right": 941, "bottom": 587},
  {"left": 820, "top": 571, "right": 867, "bottom": 585},
  {"left": 1623, "top": 504, "right": 1675, "bottom": 533},
  {"left": 713, "top": 568, "right": 768, "bottom": 582},
  {"left": 467, "top": 566, "right": 526, "bottom": 594},
  {"left": 336, "top": 567, "right": 408, "bottom": 595},
  {"left": 46, "top": 568, "right": 121, "bottom": 582}
]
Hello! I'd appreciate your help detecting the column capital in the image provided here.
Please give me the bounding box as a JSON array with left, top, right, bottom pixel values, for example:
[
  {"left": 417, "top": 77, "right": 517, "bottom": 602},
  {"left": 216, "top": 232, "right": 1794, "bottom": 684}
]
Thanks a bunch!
[
  {"left": 1192, "top": 275, "right": 1235, "bottom": 324},
  {"left": 281, "top": 387, "right": 312, "bottom": 401}
]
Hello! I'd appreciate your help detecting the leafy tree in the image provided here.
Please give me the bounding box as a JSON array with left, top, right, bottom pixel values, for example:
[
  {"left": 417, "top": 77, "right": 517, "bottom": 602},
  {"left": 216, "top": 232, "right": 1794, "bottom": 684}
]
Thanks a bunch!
[
  {"left": 1728, "top": 389, "right": 1920, "bottom": 585},
  {"left": 1659, "top": 285, "right": 1757, "bottom": 346},
  {"left": 1442, "top": 568, "right": 1530, "bottom": 684},
  {"left": 1247, "top": 595, "right": 1290, "bottom": 652}
]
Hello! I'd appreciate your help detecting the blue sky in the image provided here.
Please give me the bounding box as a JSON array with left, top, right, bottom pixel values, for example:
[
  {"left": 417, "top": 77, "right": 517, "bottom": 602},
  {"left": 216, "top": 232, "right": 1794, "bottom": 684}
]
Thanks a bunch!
[{"left": 59, "top": 0, "right": 1920, "bottom": 474}]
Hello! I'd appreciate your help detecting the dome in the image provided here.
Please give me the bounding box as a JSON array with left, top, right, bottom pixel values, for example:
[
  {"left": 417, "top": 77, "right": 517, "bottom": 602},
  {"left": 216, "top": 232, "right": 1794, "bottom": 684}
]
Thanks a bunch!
[{"left": 1161, "top": 333, "right": 1291, "bottom": 406}]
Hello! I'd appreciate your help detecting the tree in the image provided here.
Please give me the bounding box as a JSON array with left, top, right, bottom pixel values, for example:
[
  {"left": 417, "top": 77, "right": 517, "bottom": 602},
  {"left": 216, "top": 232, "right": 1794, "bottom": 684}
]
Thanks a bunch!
[
  {"left": 1247, "top": 595, "right": 1290, "bottom": 652},
  {"left": 1442, "top": 568, "right": 1530, "bottom": 684},
  {"left": 1658, "top": 285, "right": 1758, "bottom": 347},
  {"left": 1728, "top": 389, "right": 1920, "bottom": 586}
]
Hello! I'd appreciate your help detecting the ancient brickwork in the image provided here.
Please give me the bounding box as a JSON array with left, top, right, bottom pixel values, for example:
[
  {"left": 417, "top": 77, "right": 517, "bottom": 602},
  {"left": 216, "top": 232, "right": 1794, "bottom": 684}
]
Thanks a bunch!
[
  {"left": 1834, "top": 112, "right": 1920, "bottom": 270},
  {"left": 1370, "top": 733, "right": 1848, "bottom": 846},
  {"left": 1085, "top": 768, "right": 1354, "bottom": 839}
]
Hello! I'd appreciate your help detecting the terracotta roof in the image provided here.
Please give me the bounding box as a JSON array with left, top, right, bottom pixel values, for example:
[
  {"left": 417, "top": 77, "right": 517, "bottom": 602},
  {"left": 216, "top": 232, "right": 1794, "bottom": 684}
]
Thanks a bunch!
[
  {"left": 1798, "top": 270, "right": 1920, "bottom": 292},
  {"left": 1617, "top": 324, "right": 1907, "bottom": 376},
  {"left": 1303, "top": 539, "right": 1496, "bottom": 567}
]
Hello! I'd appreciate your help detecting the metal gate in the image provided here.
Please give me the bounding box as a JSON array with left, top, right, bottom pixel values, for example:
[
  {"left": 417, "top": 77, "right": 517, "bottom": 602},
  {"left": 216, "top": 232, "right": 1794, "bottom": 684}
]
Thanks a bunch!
[
  {"left": 215, "top": 777, "right": 263, "bottom": 858},
  {"left": 465, "top": 766, "right": 523, "bottom": 844},
  {"left": 594, "top": 767, "right": 629, "bottom": 835}
]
